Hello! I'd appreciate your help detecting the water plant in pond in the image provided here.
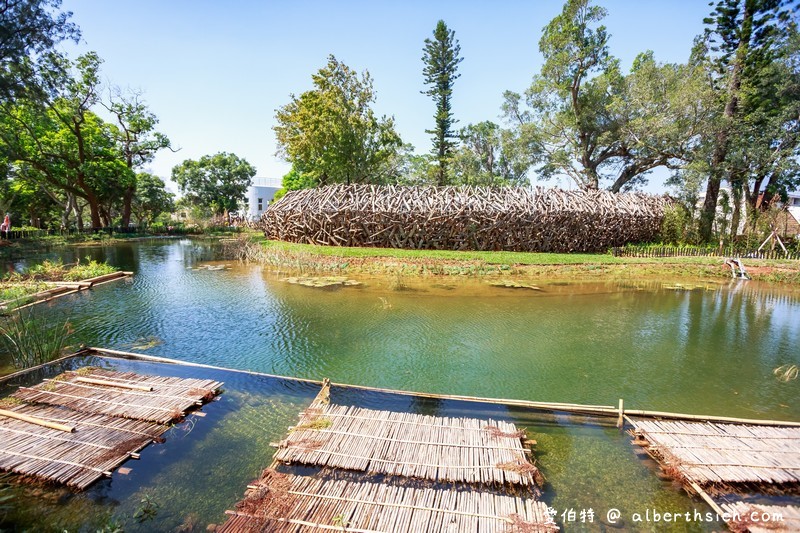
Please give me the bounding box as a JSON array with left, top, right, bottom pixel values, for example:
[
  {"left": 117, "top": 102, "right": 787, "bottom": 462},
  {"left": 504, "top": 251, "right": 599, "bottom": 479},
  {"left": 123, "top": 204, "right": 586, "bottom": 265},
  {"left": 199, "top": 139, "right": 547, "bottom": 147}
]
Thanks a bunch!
[
  {"left": 774, "top": 364, "right": 799, "bottom": 382},
  {"left": 129, "top": 336, "right": 164, "bottom": 350},
  {"left": 281, "top": 276, "right": 361, "bottom": 288},
  {"left": 0, "top": 309, "right": 73, "bottom": 369},
  {"left": 63, "top": 258, "right": 118, "bottom": 281},
  {"left": 488, "top": 280, "right": 542, "bottom": 290}
]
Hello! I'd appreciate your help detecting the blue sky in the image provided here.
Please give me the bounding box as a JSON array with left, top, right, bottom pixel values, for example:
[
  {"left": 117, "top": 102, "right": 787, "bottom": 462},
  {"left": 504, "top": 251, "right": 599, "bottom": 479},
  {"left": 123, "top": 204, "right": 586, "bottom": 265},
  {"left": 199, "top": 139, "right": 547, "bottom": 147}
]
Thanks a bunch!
[{"left": 60, "top": 1, "right": 712, "bottom": 193}]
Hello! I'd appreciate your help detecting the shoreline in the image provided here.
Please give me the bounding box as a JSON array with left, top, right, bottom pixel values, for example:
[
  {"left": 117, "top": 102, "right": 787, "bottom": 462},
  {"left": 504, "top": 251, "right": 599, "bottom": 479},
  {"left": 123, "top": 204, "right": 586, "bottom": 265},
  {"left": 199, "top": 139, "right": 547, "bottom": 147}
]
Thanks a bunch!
[{"left": 230, "top": 235, "right": 800, "bottom": 286}]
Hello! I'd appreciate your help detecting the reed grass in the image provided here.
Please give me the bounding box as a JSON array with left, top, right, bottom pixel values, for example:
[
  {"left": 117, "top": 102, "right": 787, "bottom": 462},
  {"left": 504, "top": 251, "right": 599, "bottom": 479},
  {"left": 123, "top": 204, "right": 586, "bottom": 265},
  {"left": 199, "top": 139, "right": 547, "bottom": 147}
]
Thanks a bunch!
[{"left": 0, "top": 308, "right": 73, "bottom": 369}]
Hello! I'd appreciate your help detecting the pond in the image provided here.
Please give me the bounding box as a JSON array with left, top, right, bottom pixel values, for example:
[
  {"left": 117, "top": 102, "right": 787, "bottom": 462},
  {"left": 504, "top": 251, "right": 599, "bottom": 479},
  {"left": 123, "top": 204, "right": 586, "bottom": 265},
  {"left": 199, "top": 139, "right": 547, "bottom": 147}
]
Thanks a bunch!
[{"left": 0, "top": 239, "right": 798, "bottom": 531}]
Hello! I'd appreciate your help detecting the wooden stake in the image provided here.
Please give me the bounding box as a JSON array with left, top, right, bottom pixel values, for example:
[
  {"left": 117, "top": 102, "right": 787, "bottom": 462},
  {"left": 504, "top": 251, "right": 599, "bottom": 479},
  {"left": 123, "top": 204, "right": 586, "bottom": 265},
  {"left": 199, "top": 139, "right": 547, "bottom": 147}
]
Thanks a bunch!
[
  {"left": 617, "top": 398, "right": 624, "bottom": 428},
  {"left": 0, "top": 408, "right": 74, "bottom": 433}
]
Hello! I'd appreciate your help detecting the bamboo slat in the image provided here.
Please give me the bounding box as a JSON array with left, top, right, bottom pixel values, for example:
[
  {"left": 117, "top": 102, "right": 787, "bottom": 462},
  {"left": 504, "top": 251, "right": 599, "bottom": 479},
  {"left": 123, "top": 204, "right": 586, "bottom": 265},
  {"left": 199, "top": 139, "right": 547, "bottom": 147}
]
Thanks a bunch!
[
  {"left": 218, "top": 469, "right": 557, "bottom": 533},
  {"left": 0, "top": 403, "right": 168, "bottom": 489},
  {"left": 12, "top": 369, "right": 223, "bottom": 424},
  {"left": 631, "top": 419, "right": 800, "bottom": 490},
  {"left": 274, "top": 401, "right": 539, "bottom": 486}
]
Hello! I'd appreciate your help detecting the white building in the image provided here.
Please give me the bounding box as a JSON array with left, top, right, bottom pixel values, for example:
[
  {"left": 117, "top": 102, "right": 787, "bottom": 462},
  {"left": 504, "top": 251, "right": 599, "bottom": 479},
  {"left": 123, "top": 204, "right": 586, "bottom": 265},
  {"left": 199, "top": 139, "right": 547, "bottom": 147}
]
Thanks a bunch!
[{"left": 246, "top": 177, "right": 282, "bottom": 220}]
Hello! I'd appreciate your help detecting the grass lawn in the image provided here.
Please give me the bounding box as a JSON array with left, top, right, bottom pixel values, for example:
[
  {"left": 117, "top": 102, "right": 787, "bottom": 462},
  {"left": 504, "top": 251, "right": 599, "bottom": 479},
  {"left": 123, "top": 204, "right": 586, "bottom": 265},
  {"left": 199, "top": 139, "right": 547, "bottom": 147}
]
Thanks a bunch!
[{"left": 242, "top": 235, "right": 800, "bottom": 284}]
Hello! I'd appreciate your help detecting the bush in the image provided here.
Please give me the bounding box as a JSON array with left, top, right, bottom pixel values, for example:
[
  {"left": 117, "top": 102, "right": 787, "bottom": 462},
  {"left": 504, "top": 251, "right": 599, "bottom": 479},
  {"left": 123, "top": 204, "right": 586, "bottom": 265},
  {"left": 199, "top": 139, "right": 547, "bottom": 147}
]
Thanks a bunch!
[{"left": 25, "top": 259, "right": 67, "bottom": 280}]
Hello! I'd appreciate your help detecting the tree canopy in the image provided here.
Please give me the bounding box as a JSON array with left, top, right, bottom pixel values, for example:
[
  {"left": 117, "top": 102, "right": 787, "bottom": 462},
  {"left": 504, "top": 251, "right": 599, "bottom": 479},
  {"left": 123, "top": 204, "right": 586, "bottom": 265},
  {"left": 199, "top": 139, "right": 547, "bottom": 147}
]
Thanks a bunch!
[
  {"left": 171, "top": 152, "right": 255, "bottom": 219},
  {"left": 274, "top": 55, "right": 403, "bottom": 186}
]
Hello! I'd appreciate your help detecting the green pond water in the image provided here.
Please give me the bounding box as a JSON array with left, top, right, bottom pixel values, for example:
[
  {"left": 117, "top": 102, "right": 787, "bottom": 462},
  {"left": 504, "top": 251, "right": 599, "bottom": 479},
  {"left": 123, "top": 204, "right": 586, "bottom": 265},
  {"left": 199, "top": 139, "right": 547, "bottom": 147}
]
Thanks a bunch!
[{"left": 0, "top": 239, "right": 798, "bottom": 531}]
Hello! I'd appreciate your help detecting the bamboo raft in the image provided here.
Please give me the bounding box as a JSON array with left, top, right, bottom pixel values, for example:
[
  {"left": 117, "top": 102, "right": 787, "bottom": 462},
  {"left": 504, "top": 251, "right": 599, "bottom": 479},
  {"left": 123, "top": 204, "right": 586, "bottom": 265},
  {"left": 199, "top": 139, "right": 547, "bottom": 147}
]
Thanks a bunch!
[
  {"left": 12, "top": 369, "right": 223, "bottom": 424},
  {"left": 275, "top": 403, "right": 539, "bottom": 486},
  {"left": 630, "top": 419, "right": 800, "bottom": 491},
  {"left": 0, "top": 368, "right": 222, "bottom": 489},
  {"left": 0, "top": 403, "right": 168, "bottom": 489},
  {"left": 222, "top": 381, "right": 553, "bottom": 532},
  {"left": 719, "top": 501, "right": 799, "bottom": 532},
  {"left": 220, "top": 469, "right": 556, "bottom": 533}
]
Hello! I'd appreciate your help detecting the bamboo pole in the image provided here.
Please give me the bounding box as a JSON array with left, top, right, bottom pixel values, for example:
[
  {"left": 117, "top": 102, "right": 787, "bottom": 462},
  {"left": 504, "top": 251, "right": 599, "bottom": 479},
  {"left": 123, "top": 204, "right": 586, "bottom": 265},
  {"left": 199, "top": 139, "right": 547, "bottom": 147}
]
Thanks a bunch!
[
  {"left": 75, "top": 348, "right": 800, "bottom": 428},
  {"left": 75, "top": 376, "right": 153, "bottom": 392},
  {"left": 0, "top": 408, "right": 74, "bottom": 432}
]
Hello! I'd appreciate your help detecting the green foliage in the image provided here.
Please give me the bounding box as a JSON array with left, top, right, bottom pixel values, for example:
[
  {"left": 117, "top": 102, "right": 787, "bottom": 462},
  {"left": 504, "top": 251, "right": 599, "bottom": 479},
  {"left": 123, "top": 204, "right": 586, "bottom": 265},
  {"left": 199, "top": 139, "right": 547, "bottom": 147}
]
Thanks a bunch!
[
  {"left": 422, "top": 20, "right": 463, "bottom": 185},
  {"left": 132, "top": 172, "right": 174, "bottom": 226},
  {"left": 660, "top": 204, "right": 697, "bottom": 245},
  {"left": 503, "top": 0, "right": 709, "bottom": 193},
  {"left": 274, "top": 55, "right": 403, "bottom": 185},
  {"left": 171, "top": 152, "right": 255, "bottom": 217},
  {"left": 693, "top": 0, "right": 799, "bottom": 241},
  {"left": 132, "top": 494, "right": 160, "bottom": 523},
  {"left": 0, "top": 0, "right": 80, "bottom": 99},
  {"left": 274, "top": 166, "right": 317, "bottom": 201},
  {"left": 0, "top": 308, "right": 73, "bottom": 369},
  {"left": 451, "top": 121, "right": 530, "bottom": 186},
  {"left": 25, "top": 259, "right": 66, "bottom": 280},
  {"left": 63, "top": 258, "right": 117, "bottom": 281}
]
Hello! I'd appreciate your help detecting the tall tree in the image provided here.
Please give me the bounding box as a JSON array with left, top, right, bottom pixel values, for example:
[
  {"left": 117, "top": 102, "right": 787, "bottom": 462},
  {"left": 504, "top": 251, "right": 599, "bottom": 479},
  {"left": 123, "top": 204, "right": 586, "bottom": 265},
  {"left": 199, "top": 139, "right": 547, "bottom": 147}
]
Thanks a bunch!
[
  {"left": 503, "top": 0, "right": 708, "bottom": 193},
  {"left": 0, "top": 0, "right": 79, "bottom": 99},
  {"left": 131, "top": 172, "right": 174, "bottom": 226},
  {"left": 451, "top": 121, "right": 531, "bottom": 186},
  {"left": 274, "top": 55, "right": 402, "bottom": 185},
  {"left": 421, "top": 20, "right": 463, "bottom": 185},
  {"left": 0, "top": 53, "right": 132, "bottom": 228},
  {"left": 697, "top": 0, "right": 797, "bottom": 241},
  {"left": 105, "top": 89, "right": 171, "bottom": 227},
  {"left": 171, "top": 152, "right": 255, "bottom": 220}
]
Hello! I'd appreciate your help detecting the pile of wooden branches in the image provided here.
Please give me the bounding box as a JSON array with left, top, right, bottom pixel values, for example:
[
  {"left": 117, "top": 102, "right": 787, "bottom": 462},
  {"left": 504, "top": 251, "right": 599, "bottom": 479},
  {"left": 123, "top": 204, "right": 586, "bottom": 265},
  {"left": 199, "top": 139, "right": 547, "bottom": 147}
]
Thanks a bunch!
[{"left": 260, "top": 184, "right": 669, "bottom": 252}]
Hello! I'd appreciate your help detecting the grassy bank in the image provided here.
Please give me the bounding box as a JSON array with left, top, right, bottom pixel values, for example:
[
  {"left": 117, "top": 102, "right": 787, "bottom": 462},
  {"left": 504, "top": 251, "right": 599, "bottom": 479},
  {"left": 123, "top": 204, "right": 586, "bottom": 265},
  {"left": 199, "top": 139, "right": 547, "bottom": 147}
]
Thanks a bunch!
[{"left": 230, "top": 234, "right": 800, "bottom": 284}]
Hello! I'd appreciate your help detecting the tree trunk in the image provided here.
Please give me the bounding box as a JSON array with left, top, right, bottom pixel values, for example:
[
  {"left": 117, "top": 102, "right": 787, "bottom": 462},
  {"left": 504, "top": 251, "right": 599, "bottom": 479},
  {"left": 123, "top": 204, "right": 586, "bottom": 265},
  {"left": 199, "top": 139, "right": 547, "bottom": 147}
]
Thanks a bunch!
[
  {"left": 120, "top": 184, "right": 134, "bottom": 227},
  {"left": 699, "top": 1, "right": 752, "bottom": 242},
  {"left": 730, "top": 184, "right": 742, "bottom": 239}
]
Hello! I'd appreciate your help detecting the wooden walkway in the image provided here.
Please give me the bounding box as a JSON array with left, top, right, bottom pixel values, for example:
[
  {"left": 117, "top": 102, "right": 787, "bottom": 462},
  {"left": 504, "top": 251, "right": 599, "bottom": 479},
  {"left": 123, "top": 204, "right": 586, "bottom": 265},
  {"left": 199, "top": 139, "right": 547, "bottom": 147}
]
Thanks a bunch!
[
  {"left": 0, "top": 368, "right": 222, "bottom": 489},
  {"left": 220, "top": 469, "right": 556, "bottom": 533},
  {"left": 631, "top": 419, "right": 800, "bottom": 489},
  {"left": 12, "top": 369, "right": 223, "bottom": 424},
  {"left": 274, "top": 403, "right": 538, "bottom": 485}
]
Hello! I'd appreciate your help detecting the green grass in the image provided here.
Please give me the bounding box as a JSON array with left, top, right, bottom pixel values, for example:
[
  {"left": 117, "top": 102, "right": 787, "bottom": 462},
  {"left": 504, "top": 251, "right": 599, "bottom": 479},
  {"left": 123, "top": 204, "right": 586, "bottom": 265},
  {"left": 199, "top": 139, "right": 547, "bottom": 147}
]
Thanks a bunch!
[
  {"left": 259, "top": 238, "right": 797, "bottom": 267},
  {"left": 63, "top": 259, "right": 118, "bottom": 281},
  {"left": 240, "top": 236, "right": 800, "bottom": 284},
  {"left": 0, "top": 282, "right": 49, "bottom": 304},
  {"left": 260, "top": 237, "right": 626, "bottom": 264}
]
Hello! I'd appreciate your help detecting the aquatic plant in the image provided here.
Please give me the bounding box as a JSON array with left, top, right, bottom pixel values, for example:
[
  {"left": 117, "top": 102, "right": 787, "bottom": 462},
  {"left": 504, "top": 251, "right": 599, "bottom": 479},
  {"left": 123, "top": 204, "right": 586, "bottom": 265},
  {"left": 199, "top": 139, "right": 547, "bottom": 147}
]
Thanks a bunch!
[
  {"left": 0, "top": 309, "right": 73, "bottom": 369},
  {"left": 63, "top": 258, "right": 117, "bottom": 281},
  {"left": 773, "top": 364, "right": 799, "bottom": 382},
  {"left": 24, "top": 259, "right": 68, "bottom": 280}
]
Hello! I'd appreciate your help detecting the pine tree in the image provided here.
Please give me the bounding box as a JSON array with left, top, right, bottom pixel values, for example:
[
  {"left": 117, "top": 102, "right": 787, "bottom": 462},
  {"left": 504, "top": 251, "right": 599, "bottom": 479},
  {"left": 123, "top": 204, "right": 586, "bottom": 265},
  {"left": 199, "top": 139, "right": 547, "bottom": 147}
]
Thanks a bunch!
[{"left": 422, "top": 20, "right": 463, "bottom": 185}]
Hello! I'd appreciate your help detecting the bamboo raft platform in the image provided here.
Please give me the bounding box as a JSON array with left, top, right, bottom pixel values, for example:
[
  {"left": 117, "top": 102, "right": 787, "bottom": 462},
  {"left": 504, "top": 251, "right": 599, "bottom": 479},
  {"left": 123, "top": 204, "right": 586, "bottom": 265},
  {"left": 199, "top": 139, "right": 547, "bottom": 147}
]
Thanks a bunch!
[
  {"left": 12, "top": 368, "right": 223, "bottom": 424},
  {"left": 0, "top": 402, "right": 168, "bottom": 489},
  {"left": 274, "top": 402, "right": 539, "bottom": 486},
  {"left": 630, "top": 419, "right": 800, "bottom": 492},
  {"left": 718, "top": 501, "right": 800, "bottom": 532},
  {"left": 222, "top": 381, "right": 553, "bottom": 532},
  {"left": 0, "top": 368, "right": 222, "bottom": 489},
  {"left": 220, "top": 469, "right": 556, "bottom": 533}
]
